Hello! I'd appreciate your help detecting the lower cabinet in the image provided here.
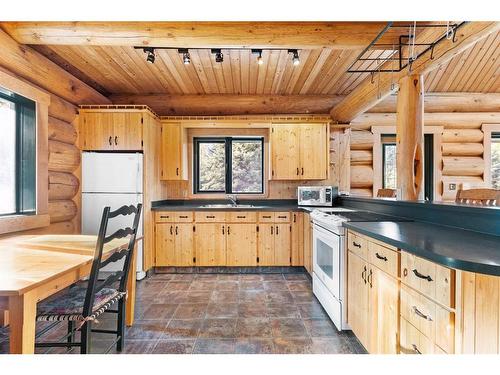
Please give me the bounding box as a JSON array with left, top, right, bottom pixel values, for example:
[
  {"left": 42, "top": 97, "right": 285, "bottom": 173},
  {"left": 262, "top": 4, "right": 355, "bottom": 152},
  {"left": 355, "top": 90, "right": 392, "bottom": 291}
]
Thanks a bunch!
[
  {"left": 258, "top": 223, "right": 291, "bottom": 266},
  {"left": 155, "top": 223, "right": 194, "bottom": 266},
  {"left": 347, "top": 241, "right": 399, "bottom": 354},
  {"left": 303, "top": 213, "right": 313, "bottom": 274},
  {"left": 194, "top": 223, "right": 226, "bottom": 266},
  {"left": 226, "top": 224, "right": 257, "bottom": 266}
]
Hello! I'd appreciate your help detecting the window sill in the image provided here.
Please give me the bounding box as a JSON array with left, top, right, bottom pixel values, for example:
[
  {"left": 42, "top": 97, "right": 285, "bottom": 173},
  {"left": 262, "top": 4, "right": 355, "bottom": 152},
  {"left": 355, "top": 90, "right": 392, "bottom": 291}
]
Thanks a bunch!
[{"left": 0, "top": 214, "right": 50, "bottom": 236}]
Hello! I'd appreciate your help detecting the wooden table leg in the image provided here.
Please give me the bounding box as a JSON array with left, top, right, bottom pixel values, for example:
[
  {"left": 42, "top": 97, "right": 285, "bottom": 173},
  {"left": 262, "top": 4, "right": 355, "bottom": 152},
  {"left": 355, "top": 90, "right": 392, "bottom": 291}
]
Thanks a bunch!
[
  {"left": 8, "top": 290, "right": 37, "bottom": 354},
  {"left": 125, "top": 245, "right": 137, "bottom": 326}
]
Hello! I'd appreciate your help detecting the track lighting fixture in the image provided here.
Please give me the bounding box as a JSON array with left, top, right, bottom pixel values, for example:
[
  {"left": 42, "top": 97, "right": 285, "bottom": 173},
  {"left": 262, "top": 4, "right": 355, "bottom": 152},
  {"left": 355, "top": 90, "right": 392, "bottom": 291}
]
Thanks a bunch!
[
  {"left": 251, "top": 49, "right": 264, "bottom": 65},
  {"left": 178, "top": 48, "right": 191, "bottom": 65},
  {"left": 143, "top": 47, "right": 155, "bottom": 64},
  {"left": 211, "top": 49, "right": 224, "bottom": 63},
  {"left": 289, "top": 49, "right": 300, "bottom": 66}
]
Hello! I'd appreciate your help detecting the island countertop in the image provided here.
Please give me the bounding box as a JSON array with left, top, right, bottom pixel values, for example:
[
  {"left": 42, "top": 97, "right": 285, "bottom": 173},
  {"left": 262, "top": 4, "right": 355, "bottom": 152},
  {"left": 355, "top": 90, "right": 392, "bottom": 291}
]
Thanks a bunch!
[{"left": 343, "top": 221, "right": 500, "bottom": 276}]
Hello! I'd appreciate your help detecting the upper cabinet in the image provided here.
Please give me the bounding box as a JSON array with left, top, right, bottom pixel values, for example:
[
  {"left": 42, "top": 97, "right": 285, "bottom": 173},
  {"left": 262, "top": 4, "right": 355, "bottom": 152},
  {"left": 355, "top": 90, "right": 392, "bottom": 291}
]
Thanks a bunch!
[
  {"left": 160, "top": 122, "right": 188, "bottom": 180},
  {"left": 270, "top": 123, "right": 328, "bottom": 180},
  {"left": 79, "top": 111, "right": 143, "bottom": 151}
]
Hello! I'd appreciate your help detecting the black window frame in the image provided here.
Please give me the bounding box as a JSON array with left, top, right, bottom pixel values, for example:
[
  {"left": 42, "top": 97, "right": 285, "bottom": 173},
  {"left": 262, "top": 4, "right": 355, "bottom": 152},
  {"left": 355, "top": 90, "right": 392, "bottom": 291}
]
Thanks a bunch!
[
  {"left": 0, "top": 89, "right": 37, "bottom": 217},
  {"left": 193, "top": 136, "right": 265, "bottom": 195}
]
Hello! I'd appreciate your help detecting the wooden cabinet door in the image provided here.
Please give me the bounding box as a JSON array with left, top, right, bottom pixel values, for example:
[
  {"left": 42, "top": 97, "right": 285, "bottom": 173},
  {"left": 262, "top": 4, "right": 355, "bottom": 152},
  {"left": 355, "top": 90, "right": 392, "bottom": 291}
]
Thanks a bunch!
[
  {"left": 175, "top": 224, "right": 194, "bottom": 266},
  {"left": 347, "top": 250, "right": 369, "bottom": 350},
  {"left": 291, "top": 213, "right": 304, "bottom": 266},
  {"left": 270, "top": 125, "right": 300, "bottom": 180},
  {"left": 226, "top": 224, "right": 257, "bottom": 266},
  {"left": 274, "top": 224, "right": 291, "bottom": 266},
  {"left": 303, "top": 214, "right": 312, "bottom": 274},
  {"left": 161, "top": 123, "right": 183, "bottom": 180},
  {"left": 257, "top": 224, "right": 275, "bottom": 266},
  {"left": 299, "top": 124, "right": 327, "bottom": 180},
  {"left": 80, "top": 112, "right": 114, "bottom": 151},
  {"left": 113, "top": 112, "right": 143, "bottom": 150},
  {"left": 155, "top": 223, "right": 176, "bottom": 266},
  {"left": 195, "top": 223, "right": 226, "bottom": 266},
  {"left": 369, "top": 267, "right": 399, "bottom": 354}
]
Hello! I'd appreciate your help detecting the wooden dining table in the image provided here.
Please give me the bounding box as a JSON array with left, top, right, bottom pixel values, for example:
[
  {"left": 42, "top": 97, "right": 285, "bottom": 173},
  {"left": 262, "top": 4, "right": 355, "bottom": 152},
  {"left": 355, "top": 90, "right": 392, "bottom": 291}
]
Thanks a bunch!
[{"left": 0, "top": 234, "right": 137, "bottom": 354}]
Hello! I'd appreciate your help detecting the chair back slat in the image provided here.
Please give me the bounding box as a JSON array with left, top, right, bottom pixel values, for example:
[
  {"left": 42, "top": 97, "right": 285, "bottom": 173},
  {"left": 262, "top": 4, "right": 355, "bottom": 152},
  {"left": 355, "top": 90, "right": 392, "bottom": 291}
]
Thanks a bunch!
[
  {"left": 377, "top": 188, "right": 397, "bottom": 198},
  {"left": 455, "top": 188, "right": 500, "bottom": 206},
  {"left": 82, "top": 203, "right": 142, "bottom": 317},
  {"left": 104, "top": 227, "right": 135, "bottom": 244}
]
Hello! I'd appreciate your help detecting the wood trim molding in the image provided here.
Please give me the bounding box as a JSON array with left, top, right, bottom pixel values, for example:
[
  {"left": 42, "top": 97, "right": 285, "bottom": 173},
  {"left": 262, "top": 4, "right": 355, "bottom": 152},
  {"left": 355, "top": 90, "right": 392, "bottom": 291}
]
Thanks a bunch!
[
  {"left": 371, "top": 125, "right": 443, "bottom": 201},
  {"left": 482, "top": 123, "right": 500, "bottom": 186},
  {"left": 0, "top": 69, "right": 50, "bottom": 234}
]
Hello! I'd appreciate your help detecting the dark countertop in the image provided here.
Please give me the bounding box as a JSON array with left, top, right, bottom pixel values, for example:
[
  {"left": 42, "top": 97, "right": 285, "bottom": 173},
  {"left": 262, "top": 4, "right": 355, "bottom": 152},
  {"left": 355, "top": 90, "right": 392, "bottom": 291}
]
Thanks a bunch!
[
  {"left": 151, "top": 199, "right": 310, "bottom": 212},
  {"left": 343, "top": 221, "right": 500, "bottom": 276}
]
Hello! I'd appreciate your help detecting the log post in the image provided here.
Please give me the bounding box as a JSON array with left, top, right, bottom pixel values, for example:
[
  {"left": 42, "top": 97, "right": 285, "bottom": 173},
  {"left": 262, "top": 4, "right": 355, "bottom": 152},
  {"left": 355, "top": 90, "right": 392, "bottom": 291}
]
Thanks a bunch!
[{"left": 396, "top": 74, "right": 424, "bottom": 200}]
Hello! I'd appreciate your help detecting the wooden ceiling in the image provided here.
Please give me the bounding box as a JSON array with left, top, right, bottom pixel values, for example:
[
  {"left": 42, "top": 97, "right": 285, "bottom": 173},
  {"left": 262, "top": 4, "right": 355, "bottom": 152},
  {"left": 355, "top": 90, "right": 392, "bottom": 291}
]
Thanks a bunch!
[{"left": 30, "top": 32, "right": 499, "bottom": 97}]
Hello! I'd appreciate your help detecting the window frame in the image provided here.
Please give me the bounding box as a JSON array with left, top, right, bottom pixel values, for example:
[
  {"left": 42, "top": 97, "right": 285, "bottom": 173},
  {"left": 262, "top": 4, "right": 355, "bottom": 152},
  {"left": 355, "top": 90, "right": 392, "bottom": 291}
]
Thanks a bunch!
[
  {"left": 193, "top": 136, "right": 265, "bottom": 195},
  {"left": 0, "top": 69, "right": 50, "bottom": 235},
  {"left": 0, "top": 90, "right": 37, "bottom": 217},
  {"left": 482, "top": 124, "right": 500, "bottom": 190}
]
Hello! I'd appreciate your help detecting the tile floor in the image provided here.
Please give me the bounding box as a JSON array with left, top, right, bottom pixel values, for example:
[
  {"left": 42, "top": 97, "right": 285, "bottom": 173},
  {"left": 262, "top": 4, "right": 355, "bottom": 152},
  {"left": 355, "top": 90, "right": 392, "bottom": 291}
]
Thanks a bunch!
[{"left": 1, "top": 272, "right": 366, "bottom": 354}]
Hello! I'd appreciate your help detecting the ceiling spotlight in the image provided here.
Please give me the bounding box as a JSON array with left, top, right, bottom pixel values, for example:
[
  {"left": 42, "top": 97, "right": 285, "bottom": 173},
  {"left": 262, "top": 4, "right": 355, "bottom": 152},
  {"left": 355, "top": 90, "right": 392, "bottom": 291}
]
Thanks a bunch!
[
  {"left": 289, "top": 49, "right": 300, "bottom": 66},
  {"left": 252, "top": 49, "right": 264, "bottom": 65},
  {"left": 178, "top": 48, "right": 191, "bottom": 65},
  {"left": 211, "top": 49, "right": 224, "bottom": 63},
  {"left": 143, "top": 47, "right": 156, "bottom": 64}
]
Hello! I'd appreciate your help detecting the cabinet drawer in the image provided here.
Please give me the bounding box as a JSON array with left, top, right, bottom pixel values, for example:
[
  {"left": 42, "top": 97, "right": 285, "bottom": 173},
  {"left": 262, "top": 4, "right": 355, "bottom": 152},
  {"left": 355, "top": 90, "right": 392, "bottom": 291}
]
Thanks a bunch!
[
  {"left": 368, "top": 242, "right": 399, "bottom": 277},
  {"left": 173, "top": 212, "right": 194, "bottom": 222},
  {"left": 401, "top": 251, "right": 454, "bottom": 308},
  {"left": 401, "top": 285, "right": 454, "bottom": 353},
  {"left": 226, "top": 212, "right": 257, "bottom": 223},
  {"left": 258, "top": 212, "right": 275, "bottom": 222},
  {"left": 195, "top": 211, "right": 226, "bottom": 222},
  {"left": 400, "top": 317, "right": 439, "bottom": 354},
  {"left": 347, "top": 231, "right": 368, "bottom": 260},
  {"left": 155, "top": 212, "right": 175, "bottom": 222},
  {"left": 274, "top": 212, "right": 291, "bottom": 223}
]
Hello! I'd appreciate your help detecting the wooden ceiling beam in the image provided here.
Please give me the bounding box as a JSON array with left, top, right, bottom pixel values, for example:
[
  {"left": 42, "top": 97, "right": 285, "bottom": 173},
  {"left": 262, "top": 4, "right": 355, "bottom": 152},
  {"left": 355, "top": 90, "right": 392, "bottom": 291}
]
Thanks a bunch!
[
  {"left": 109, "top": 94, "right": 343, "bottom": 116},
  {"left": 370, "top": 92, "right": 500, "bottom": 113},
  {"left": 0, "top": 22, "right": 402, "bottom": 49},
  {"left": 330, "top": 22, "right": 500, "bottom": 123}
]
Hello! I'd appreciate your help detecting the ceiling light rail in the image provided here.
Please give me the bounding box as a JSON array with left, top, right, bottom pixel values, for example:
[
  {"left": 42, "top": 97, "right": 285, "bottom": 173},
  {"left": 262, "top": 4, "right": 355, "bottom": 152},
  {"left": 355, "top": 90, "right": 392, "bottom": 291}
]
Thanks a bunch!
[
  {"left": 135, "top": 46, "right": 300, "bottom": 66},
  {"left": 346, "top": 21, "right": 467, "bottom": 74}
]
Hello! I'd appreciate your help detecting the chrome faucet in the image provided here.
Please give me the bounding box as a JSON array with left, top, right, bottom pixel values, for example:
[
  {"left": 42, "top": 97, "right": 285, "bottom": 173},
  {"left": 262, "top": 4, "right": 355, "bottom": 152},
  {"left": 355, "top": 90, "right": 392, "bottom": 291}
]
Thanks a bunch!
[{"left": 226, "top": 194, "right": 238, "bottom": 206}]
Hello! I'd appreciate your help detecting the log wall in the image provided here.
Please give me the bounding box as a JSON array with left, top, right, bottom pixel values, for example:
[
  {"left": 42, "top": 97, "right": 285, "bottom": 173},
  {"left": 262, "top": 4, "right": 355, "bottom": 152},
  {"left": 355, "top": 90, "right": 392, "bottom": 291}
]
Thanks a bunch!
[
  {"left": 0, "top": 30, "right": 107, "bottom": 235},
  {"left": 349, "top": 110, "right": 495, "bottom": 201}
]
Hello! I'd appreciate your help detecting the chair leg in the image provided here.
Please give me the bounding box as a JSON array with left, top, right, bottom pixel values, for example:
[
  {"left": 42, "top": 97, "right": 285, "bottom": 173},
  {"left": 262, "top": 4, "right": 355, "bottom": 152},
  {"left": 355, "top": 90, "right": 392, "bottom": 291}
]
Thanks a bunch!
[
  {"left": 80, "top": 321, "right": 92, "bottom": 354},
  {"left": 67, "top": 321, "right": 75, "bottom": 344},
  {"left": 116, "top": 299, "right": 126, "bottom": 352}
]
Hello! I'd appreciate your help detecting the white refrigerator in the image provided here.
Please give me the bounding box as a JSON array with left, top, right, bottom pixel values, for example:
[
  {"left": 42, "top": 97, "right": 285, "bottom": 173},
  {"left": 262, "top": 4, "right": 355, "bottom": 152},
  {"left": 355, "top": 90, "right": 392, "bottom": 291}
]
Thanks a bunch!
[{"left": 82, "top": 152, "right": 145, "bottom": 280}]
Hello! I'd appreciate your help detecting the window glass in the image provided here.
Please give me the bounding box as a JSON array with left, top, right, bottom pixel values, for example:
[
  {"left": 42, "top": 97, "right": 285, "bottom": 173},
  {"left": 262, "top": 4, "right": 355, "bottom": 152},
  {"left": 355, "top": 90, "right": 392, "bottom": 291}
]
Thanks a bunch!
[
  {"left": 492, "top": 135, "right": 500, "bottom": 189},
  {"left": 383, "top": 143, "right": 397, "bottom": 190},
  {"left": 198, "top": 141, "right": 226, "bottom": 192},
  {"left": 0, "top": 97, "right": 16, "bottom": 215},
  {"left": 231, "top": 140, "right": 263, "bottom": 193}
]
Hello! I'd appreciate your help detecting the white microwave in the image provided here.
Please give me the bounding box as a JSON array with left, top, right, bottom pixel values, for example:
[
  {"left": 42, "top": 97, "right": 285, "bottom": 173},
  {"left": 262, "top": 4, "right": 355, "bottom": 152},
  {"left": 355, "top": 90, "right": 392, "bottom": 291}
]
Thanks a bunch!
[{"left": 297, "top": 186, "right": 337, "bottom": 207}]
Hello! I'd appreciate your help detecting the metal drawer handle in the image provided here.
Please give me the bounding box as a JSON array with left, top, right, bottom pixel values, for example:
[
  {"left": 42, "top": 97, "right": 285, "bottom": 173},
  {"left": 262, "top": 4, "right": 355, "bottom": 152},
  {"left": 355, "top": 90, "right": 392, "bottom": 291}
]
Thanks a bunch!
[
  {"left": 271, "top": 226, "right": 274, "bottom": 235},
  {"left": 236, "top": 216, "right": 246, "bottom": 219},
  {"left": 263, "top": 215, "right": 272, "bottom": 218},
  {"left": 276, "top": 225, "right": 279, "bottom": 235},
  {"left": 108, "top": 136, "right": 112, "bottom": 146},
  {"left": 222, "top": 226, "right": 225, "bottom": 235},
  {"left": 411, "top": 344, "right": 422, "bottom": 354},
  {"left": 412, "top": 269, "right": 433, "bottom": 282},
  {"left": 362, "top": 265, "right": 367, "bottom": 284},
  {"left": 277, "top": 215, "right": 287, "bottom": 219},
  {"left": 375, "top": 252, "right": 388, "bottom": 262},
  {"left": 412, "top": 306, "right": 433, "bottom": 321},
  {"left": 170, "top": 225, "right": 173, "bottom": 235},
  {"left": 179, "top": 215, "right": 188, "bottom": 219},
  {"left": 367, "top": 269, "right": 373, "bottom": 288},
  {"left": 227, "top": 226, "right": 230, "bottom": 235},
  {"left": 115, "top": 136, "right": 118, "bottom": 145},
  {"left": 176, "top": 167, "right": 179, "bottom": 176},
  {"left": 301, "top": 167, "right": 304, "bottom": 175},
  {"left": 175, "top": 226, "right": 178, "bottom": 235},
  {"left": 353, "top": 241, "right": 361, "bottom": 248},
  {"left": 206, "top": 215, "right": 215, "bottom": 219},
  {"left": 160, "top": 215, "right": 169, "bottom": 219},
  {"left": 296, "top": 168, "right": 299, "bottom": 175}
]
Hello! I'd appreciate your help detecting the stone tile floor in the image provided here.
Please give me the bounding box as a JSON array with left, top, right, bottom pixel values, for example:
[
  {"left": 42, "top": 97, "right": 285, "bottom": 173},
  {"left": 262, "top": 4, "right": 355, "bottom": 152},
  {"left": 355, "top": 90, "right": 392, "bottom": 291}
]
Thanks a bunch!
[{"left": 1, "top": 272, "right": 366, "bottom": 354}]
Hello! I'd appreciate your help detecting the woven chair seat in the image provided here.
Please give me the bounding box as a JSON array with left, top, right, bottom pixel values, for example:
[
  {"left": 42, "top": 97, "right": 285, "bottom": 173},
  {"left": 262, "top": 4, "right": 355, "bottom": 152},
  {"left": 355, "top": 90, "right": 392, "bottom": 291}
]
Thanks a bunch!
[{"left": 36, "top": 283, "right": 126, "bottom": 323}]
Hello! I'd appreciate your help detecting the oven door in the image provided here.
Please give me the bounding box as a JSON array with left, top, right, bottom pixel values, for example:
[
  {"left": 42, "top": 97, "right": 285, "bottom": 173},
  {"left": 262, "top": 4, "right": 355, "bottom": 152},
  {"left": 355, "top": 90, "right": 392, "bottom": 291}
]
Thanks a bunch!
[{"left": 312, "top": 223, "right": 341, "bottom": 299}]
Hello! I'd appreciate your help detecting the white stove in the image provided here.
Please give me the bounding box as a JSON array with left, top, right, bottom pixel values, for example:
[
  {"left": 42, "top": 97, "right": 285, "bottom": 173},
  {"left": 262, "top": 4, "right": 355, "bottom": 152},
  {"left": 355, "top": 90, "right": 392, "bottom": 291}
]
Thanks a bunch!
[{"left": 310, "top": 208, "right": 353, "bottom": 234}]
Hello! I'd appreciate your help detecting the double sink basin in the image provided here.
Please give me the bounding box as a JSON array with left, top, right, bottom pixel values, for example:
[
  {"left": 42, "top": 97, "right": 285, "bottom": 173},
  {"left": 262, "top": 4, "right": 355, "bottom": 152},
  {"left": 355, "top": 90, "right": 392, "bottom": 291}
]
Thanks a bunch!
[{"left": 199, "top": 204, "right": 266, "bottom": 209}]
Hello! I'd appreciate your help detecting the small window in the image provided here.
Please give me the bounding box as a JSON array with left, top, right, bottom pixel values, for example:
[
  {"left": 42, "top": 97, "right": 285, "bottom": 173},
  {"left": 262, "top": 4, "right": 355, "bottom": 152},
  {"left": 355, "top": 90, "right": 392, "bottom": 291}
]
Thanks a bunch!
[
  {"left": 194, "top": 137, "right": 264, "bottom": 194},
  {"left": 0, "top": 89, "right": 36, "bottom": 216},
  {"left": 492, "top": 133, "right": 500, "bottom": 189},
  {"left": 382, "top": 135, "right": 397, "bottom": 190}
]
